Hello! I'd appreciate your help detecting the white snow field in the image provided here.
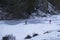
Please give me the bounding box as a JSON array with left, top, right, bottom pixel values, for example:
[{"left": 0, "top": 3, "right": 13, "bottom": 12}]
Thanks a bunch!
[{"left": 0, "top": 15, "right": 60, "bottom": 40}]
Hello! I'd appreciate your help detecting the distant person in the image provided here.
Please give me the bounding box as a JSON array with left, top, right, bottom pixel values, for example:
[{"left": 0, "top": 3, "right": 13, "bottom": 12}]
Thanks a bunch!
[
  {"left": 49, "top": 20, "right": 51, "bottom": 24},
  {"left": 25, "top": 20, "right": 27, "bottom": 24}
]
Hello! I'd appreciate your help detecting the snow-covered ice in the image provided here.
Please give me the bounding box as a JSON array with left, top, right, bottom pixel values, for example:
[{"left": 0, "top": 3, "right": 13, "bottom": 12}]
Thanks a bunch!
[{"left": 0, "top": 15, "right": 60, "bottom": 40}]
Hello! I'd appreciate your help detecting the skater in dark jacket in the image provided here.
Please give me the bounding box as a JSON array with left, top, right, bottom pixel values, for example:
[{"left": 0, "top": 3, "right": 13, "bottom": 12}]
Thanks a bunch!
[{"left": 49, "top": 20, "right": 51, "bottom": 24}]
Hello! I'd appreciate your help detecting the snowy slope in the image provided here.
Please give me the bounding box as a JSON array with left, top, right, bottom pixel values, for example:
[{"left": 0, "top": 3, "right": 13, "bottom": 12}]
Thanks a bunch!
[
  {"left": 48, "top": 2, "right": 59, "bottom": 14},
  {"left": 0, "top": 15, "right": 60, "bottom": 40}
]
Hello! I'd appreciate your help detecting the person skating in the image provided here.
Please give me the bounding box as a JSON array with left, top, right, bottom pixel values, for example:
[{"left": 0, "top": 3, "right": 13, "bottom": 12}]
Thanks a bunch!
[{"left": 49, "top": 20, "right": 51, "bottom": 24}]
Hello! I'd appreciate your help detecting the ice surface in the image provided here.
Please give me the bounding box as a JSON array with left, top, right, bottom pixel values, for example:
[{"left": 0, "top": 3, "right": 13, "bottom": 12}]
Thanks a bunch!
[{"left": 0, "top": 14, "right": 60, "bottom": 40}]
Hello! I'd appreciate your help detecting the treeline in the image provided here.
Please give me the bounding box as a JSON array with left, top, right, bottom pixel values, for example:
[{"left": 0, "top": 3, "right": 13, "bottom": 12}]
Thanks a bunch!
[
  {"left": 0, "top": 0, "right": 37, "bottom": 19},
  {"left": 0, "top": 0, "right": 60, "bottom": 19}
]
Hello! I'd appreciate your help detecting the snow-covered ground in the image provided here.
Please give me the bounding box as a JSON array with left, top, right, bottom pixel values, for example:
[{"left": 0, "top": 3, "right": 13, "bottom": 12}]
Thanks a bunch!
[{"left": 0, "top": 15, "right": 60, "bottom": 40}]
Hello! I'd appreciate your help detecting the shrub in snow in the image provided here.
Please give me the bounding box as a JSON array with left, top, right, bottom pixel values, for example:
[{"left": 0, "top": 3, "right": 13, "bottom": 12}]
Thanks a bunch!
[
  {"left": 32, "top": 33, "right": 39, "bottom": 37},
  {"left": 43, "top": 31, "right": 52, "bottom": 34},
  {"left": 24, "top": 35, "right": 32, "bottom": 39},
  {"left": 2, "top": 34, "right": 15, "bottom": 40},
  {"left": 57, "top": 30, "right": 60, "bottom": 32}
]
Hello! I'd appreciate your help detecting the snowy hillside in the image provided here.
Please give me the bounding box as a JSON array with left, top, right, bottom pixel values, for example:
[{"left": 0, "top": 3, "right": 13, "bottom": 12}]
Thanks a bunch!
[
  {"left": 30, "top": 2, "right": 60, "bottom": 19},
  {"left": 48, "top": 2, "right": 59, "bottom": 15},
  {"left": 0, "top": 15, "right": 60, "bottom": 40}
]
